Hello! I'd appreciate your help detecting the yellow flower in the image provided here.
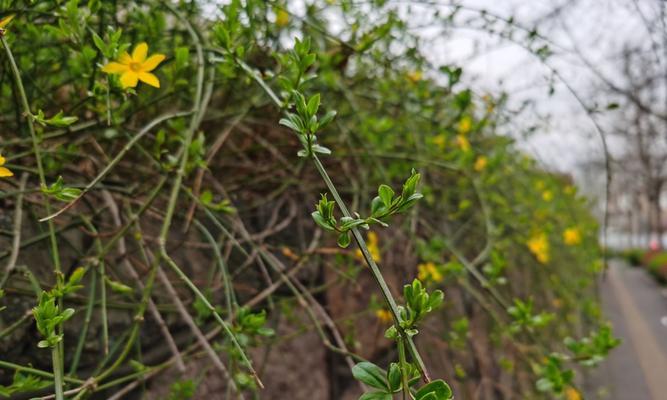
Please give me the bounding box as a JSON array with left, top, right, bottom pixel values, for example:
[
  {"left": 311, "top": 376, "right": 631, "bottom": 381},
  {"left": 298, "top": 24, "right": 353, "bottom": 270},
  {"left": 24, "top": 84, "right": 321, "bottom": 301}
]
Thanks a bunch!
[
  {"left": 406, "top": 70, "right": 423, "bottom": 83},
  {"left": 527, "top": 233, "right": 550, "bottom": 264},
  {"left": 565, "top": 387, "right": 581, "bottom": 400},
  {"left": 456, "top": 134, "right": 471, "bottom": 152},
  {"left": 432, "top": 134, "right": 446, "bottom": 150},
  {"left": 542, "top": 190, "right": 553, "bottom": 201},
  {"left": 564, "top": 185, "right": 575, "bottom": 195},
  {"left": 563, "top": 227, "right": 582, "bottom": 246},
  {"left": 101, "top": 43, "right": 165, "bottom": 89},
  {"left": 275, "top": 8, "right": 289, "bottom": 27},
  {"left": 458, "top": 115, "right": 472, "bottom": 134},
  {"left": 375, "top": 309, "right": 393, "bottom": 324},
  {"left": 418, "top": 262, "right": 443, "bottom": 283},
  {"left": 0, "top": 155, "right": 13, "bottom": 178},
  {"left": 0, "top": 14, "right": 14, "bottom": 30},
  {"left": 474, "top": 156, "right": 487, "bottom": 172},
  {"left": 355, "top": 231, "right": 381, "bottom": 262}
]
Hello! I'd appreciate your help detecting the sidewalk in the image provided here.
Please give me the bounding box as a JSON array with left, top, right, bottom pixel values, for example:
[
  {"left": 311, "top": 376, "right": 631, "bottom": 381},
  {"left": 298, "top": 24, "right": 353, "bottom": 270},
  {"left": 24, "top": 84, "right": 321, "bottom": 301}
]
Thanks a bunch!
[{"left": 585, "top": 261, "right": 667, "bottom": 399}]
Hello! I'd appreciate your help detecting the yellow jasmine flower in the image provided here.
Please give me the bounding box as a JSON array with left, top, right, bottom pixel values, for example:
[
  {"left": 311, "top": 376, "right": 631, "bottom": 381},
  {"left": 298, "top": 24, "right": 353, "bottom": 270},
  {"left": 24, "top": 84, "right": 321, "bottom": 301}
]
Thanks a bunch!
[
  {"left": 375, "top": 309, "right": 393, "bottom": 324},
  {"left": 474, "top": 156, "right": 487, "bottom": 171},
  {"left": 458, "top": 115, "right": 472, "bottom": 134},
  {"left": 0, "top": 14, "right": 14, "bottom": 30},
  {"left": 565, "top": 387, "right": 582, "bottom": 400},
  {"left": 563, "top": 227, "right": 582, "bottom": 246},
  {"left": 101, "top": 43, "right": 165, "bottom": 89},
  {"left": 456, "top": 134, "right": 471, "bottom": 152},
  {"left": 355, "top": 231, "right": 381, "bottom": 262},
  {"left": 406, "top": 70, "right": 423, "bottom": 83},
  {"left": 542, "top": 190, "right": 553, "bottom": 201},
  {"left": 275, "top": 8, "right": 289, "bottom": 27},
  {"left": 527, "top": 233, "right": 550, "bottom": 264},
  {"left": 418, "top": 262, "right": 443, "bottom": 283},
  {"left": 432, "top": 134, "right": 447, "bottom": 150},
  {"left": 0, "top": 155, "right": 13, "bottom": 178}
]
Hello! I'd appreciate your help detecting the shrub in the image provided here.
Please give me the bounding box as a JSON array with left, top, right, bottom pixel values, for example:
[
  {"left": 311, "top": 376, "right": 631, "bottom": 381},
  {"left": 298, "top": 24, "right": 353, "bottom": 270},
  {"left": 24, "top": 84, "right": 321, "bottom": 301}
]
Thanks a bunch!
[
  {"left": 0, "top": 2, "right": 617, "bottom": 399},
  {"left": 646, "top": 252, "right": 667, "bottom": 283},
  {"left": 620, "top": 249, "right": 645, "bottom": 266}
]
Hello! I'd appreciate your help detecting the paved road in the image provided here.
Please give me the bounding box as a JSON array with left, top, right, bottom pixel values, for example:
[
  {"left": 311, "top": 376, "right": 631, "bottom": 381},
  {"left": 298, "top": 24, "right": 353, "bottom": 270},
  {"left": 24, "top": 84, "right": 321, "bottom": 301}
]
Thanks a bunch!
[{"left": 585, "top": 261, "right": 667, "bottom": 399}]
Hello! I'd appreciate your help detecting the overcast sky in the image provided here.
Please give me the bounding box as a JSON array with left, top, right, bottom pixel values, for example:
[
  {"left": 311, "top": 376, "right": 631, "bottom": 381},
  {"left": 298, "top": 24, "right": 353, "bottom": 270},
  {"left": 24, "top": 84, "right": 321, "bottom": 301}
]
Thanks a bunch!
[{"left": 394, "top": 0, "right": 653, "bottom": 182}]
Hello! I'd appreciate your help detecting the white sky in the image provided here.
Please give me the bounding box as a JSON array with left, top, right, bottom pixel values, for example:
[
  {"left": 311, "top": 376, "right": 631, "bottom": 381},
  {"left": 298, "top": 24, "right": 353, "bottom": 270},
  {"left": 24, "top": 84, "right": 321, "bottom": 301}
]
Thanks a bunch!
[{"left": 394, "top": 0, "right": 651, "bottom": 183}]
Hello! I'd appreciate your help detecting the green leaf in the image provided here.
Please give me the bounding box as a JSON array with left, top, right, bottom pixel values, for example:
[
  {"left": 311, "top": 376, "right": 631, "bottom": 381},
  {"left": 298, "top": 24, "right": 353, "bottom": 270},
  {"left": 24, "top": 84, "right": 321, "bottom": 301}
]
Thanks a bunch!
[
  {"left": 401, "top": 170, "right": 421, "bottom": 199},
  {"left": 337, "top": 231, "right": 351, "bottom": 248},
  {"left": 371, "top": 196, "right": 385, "bottom": 217},
  {"left": 311, "top": 144, "right": 331, "bottom": 155},
  {"left": 61, "top": 308, "right": 75, "bottom": 321},
  {"left": 352, "top": 362, "right": 388, "bottom": 390},
  {"left": 307, "top": 93, "right": 321, "bottom": 117},
  {"left": 279, "top": 115, "right": 302, "bottom": 133},
  {"left": 378, "top": 184, "right": 394, "bottom": 207},
  {"left": 200, "top": 190, "right": 213, "bottom": 204},
  {"left": 311, "top": 211, "right": 335, "bottom": 231},
  {"left": 54, "top": 187, "right": 82, "bottom": 202},
  {"left": 318, "top": 110, "right": 337, "bottom": 129},
  {"left": 91, "top": 30, "right": 106, "bottom": 55},
  {"left": 34, "top": 110, "right": 79, "bottom": 128},
  {"left": 384, "top": 325, "right": 398, "bottom": 340},
  {"left": 428, "top": 290, "right": 444, "bottom": 309},
  {"left": 105, "top": 277, "right": 134, "bottom": 295},
  {"left": 67, "top": 267, "right": 86, "bottom": 287},
  {"left": 359, "top": 392, "right": 392, "bottom": 400},
  {"left": 415, "top": 380, "right": 453, "bottom": 400},
  {"left": 387, "top": 363, "right": 401, "bottom": 392},
  {"left": 340, "top": 218, "right": 366, "bottom": 231}
]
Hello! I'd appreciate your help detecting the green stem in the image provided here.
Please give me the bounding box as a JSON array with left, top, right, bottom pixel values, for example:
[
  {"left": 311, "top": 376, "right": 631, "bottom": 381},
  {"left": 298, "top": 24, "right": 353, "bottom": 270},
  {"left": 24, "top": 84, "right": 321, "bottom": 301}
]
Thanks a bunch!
[
  {"left": 156, "top": 1, "right": 262, "bottom": 389},
  {"left": 51, "top": 346, "right": 65, "bottom": 400},
  {"left": 0, "top": 360, "right": 84, "bottom": 384},
  {"left": 0, "top": 311, "right": 31, "bottom": 339},
  {"left": 312, "top": 155, "right": 431, "bottom": 382},
  {"left": 2, "top": 33, "right": 66, "bottom": 400},
  {"left": 0, "top": 37, "right": 60, "bottom": 273},
  {"left": 232, "top": 49, "right": 432, "bottom": 382},
  {"left": 69, "top": 268, "right": 97, "bottom": 375},
  {"left": 398, "top": 338, "right": 411, "bottom": 400}
]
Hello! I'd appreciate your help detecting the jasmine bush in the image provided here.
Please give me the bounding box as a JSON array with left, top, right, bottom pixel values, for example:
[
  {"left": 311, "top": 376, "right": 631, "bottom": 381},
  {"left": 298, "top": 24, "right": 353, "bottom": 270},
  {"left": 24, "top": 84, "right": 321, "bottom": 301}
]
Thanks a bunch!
[{"left": 0, "top": 1, "right": 617, "bottom": 399}]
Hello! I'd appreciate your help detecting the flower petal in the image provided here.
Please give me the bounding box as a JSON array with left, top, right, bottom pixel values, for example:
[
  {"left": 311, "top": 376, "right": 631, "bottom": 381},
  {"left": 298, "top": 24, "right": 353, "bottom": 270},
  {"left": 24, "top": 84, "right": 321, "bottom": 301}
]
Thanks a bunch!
[
  {"left": 132, "top": 42, "right": 148, "bottom": 63},
  {"left": 137, "top": 72, "right": 160, "bottom": 88},
  {"left": 0, "top": 155, "right": 5, "bottom": 166},
  {"left": 119, "top": 51, "right": 132, "bottom": 64},
  {"left": 0, "top": 15, "right": 15, "bottom": 29},
  {"left": 120, "top": 71, "right": 139, "bottom": 88},
  {"left": 101, "top": 62, "right": 128, "bottom": 74},
  {"left": 0, "top": 167, "right": 13, "bottom": 177},
  {"left": 141, "top": 54, "right": 166, "bottom": 72}
]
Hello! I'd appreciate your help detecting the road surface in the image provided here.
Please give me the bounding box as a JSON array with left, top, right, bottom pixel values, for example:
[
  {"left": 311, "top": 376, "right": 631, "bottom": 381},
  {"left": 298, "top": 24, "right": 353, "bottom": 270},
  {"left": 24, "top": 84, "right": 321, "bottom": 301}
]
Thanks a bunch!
[{"left": 585, "top": 261, "right": 667, "bottom": 399}]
